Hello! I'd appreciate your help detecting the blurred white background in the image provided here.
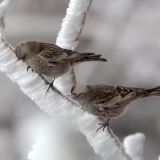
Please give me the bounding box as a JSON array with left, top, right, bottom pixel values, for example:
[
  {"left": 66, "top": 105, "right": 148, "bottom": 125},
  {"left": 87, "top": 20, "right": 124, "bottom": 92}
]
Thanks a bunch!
[{"left": 0, "top": 0, "right": 160, "bottom": 159}]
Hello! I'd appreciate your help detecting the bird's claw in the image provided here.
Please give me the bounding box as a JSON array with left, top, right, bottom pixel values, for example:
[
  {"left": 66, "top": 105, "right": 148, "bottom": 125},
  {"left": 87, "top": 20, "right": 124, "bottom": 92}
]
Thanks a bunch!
[
  {"left": 96, "top": 118, "right": 110, "bottom": 132},
  {"left": 46, "top": 81, "right": 54, "bottom": 93},
  {"left": 45, "top": 78, "right": 56, "bottom": 93},
  {"left": 38, "top": 74, "right": 56, "bottom": 93}
]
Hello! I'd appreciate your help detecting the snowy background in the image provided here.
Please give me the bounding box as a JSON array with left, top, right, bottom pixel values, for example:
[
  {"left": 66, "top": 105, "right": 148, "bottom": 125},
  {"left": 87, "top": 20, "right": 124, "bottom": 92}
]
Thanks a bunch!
[{"left": 0, "top": 0, "right": 160, "bottom": 160}]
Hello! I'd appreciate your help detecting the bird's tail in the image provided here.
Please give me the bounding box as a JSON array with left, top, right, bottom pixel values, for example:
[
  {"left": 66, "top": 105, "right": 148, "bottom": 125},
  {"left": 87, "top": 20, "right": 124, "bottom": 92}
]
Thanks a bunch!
[
  {"left": 70, "top": 52, "right": 107, "bottom": 64},
  {"left": 135, "top": 86, "right": 160, "bottom": 97},
  {"left": 145, "top": 86, "right": 160, "bottom": 96}
]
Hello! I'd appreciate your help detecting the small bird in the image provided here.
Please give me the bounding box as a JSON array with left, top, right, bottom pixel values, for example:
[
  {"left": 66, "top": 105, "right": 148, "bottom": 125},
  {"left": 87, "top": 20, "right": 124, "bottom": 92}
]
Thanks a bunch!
[
  {"left": 15, "top": 41, "right": 107, "bottom": 90},
  {"left": 69, "top": 84, "right": 160, "bottom": 130}
]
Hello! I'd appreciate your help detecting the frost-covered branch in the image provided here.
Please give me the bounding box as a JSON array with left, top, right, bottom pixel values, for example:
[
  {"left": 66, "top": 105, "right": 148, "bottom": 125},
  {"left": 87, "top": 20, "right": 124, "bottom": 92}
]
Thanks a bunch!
[
  {"left": 56, "top": 0, "right": 92, "bottom": 50},
  {"left": 0, "top": 0, "right": 131, "bottom": 160}
]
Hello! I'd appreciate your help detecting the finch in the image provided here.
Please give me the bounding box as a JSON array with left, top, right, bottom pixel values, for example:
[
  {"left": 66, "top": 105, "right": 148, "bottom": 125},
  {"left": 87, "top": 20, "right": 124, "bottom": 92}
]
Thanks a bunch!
[
  {"left": 69, "top": 84, "right": 160, "bottom": 130},
  {"left": 15, "top": 41, "right": 107, "bottom": 89}
]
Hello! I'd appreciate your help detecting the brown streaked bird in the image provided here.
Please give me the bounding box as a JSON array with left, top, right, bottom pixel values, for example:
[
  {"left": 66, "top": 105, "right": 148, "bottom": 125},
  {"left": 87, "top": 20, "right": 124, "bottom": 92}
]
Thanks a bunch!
[
  {"left": 69, "top": 84, "right": 160, "bottom": 131},
  {"left": 15, "top": 41, "right": 107, "bottom": 90}
]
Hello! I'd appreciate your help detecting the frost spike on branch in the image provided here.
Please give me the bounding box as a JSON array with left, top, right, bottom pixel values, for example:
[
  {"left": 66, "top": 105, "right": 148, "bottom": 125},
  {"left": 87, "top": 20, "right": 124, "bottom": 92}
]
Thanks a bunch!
[
  {"left": 0, "top": 0, "right": 131, "bottom": 160},
  {"left": 123, "top": 133, "right": 145, "bottom": 160}
]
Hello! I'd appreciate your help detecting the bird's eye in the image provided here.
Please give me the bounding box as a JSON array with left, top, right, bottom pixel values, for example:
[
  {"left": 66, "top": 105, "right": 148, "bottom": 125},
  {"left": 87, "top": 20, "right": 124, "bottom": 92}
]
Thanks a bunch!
[
  {"left": 73, "top": 92, "right": 77, "bottom": 96},
  {"left": 71, "top": 89, "right": 77, "bottom": 96}
]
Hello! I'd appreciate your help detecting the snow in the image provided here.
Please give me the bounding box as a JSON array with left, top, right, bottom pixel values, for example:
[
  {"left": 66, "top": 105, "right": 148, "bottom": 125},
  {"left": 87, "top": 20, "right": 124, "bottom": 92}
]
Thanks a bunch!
[{"left": 123, "top": 133, "right": 145, "bottom": 160}]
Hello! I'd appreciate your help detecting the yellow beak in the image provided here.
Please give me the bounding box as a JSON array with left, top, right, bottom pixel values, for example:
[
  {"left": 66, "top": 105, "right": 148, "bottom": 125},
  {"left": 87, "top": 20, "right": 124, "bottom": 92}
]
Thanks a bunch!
[{"left": 67, "top": 91, "right": 72, "bottom": 96}]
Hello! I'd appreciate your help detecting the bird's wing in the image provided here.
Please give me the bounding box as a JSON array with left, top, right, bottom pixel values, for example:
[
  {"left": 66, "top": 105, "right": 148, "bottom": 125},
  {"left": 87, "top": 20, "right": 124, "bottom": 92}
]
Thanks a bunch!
[
  {"left": 115, "top": 86, "right": 149, "bottom": 99},
  {"left": 38, "top": 42, "right": 103, "bottom": 65},
  {"left": 36, "top": 54, "right": 59, "bottom": 67},
  {"left": 63, "top": 49, "right": 79, "bottom": 57},
  {"left": 115, "top": 86, "right": 136, "bottom": 99},
  {"left": 38, "top": 42, "right": 68, "bottom": 61},
  {"left": 38, "top": 42, "right": 83, "bottom": 65},
  {"left": 89, "top": 85, "right": 137, "bottom": 108},
  {"left": 62, "top": 49, "right": 96, "bottom": 60},
  {"left": 89, "top": 85, "right": 121, "bottom": 108}
]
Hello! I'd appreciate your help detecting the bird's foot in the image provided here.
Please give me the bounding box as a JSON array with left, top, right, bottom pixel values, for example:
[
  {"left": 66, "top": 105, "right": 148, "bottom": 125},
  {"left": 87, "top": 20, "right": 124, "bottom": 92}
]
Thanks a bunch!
[
  {"left": 38, "top": 74, "right": 56, "bottom": 93},
  {"left": 45, "top": 78, "right": 56, "bottom": 93},
  {"left": 46, "top": 81, "right": 54, "bottom": 92},
  {"left": 96, "top": 117, "right": 110, "bottom": 132},
  {"left": 27, "top": 66, "right": 33, "bottom": 72}
]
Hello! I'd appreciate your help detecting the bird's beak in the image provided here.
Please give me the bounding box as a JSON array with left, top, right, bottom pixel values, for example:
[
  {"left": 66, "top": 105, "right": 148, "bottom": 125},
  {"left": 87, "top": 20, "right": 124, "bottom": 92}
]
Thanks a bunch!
[{"left": 67, "top": 91, "right": 72, "bottom": 96}]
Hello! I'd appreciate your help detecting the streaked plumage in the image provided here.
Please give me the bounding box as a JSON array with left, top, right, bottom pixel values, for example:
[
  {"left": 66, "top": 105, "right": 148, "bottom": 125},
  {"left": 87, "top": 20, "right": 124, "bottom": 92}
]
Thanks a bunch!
[
  {"left": 70, "top": 84, "right": 160, "bottom": 130},
  {"left": 15, "top": 41, "right": 107, "bottom": 79}
]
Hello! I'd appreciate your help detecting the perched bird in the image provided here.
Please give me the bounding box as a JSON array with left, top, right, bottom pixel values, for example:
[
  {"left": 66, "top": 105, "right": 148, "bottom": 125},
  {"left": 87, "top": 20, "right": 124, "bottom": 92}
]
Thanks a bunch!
[
  {"left": 69, "top": 84, "right": 160, "bottom": 130},
  {"left": 15, "top": 41, "right": 107, "bottom": 90}
]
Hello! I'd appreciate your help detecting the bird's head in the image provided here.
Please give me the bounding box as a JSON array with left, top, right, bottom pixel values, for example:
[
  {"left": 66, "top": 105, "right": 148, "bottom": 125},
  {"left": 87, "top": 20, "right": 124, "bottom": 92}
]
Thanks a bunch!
[{"left": 15, "top": 41, "right": 37, "bottom": 61}]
